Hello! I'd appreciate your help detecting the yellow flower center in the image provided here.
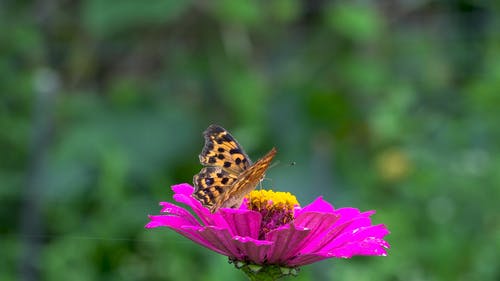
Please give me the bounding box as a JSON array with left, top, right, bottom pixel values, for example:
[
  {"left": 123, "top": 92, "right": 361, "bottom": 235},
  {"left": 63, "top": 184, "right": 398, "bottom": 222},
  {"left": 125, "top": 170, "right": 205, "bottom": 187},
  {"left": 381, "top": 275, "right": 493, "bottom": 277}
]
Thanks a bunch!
[
  {"left": 246, "top": 190, "right": 299, "bottom": 239},
  {"left": 247, "top": 189, "right": 299, "bottom": 211}
]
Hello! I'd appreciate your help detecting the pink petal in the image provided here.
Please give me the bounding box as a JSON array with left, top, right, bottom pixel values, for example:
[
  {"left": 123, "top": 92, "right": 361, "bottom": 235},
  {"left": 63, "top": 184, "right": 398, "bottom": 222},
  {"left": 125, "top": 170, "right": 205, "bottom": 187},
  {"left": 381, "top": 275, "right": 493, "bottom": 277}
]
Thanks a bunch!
[
  {"left": 196, "top": 226, "right": 274, "bottom": 263},
  {"left": 286, "top": 232, "right": 390, "bottom": 267},
  {"left": 171, "top": 183, "right": 195, "bottom": 195},
  {"left": 159, "top": 202, "right": 199, "bottom": 225},
  {"left": 285, "top": 253, "right": 330, "bottom": 267},
  {"left": 196, "top": 226, "right": 248, "bottom": 259},
  {"left": 329, "top": 239, "right": 389, "bottom": 258},
  {"left": 330, "top": 217, "right": 373, "bottom": 240},
  {"left": 323, "top": 224, "right": 390, "bottom": 253},
  {"left": 146, "top": 216, "right": 228, "bottom": 256},
  {"left": 332, "top": 208, "right": 369, "bottom": 225},
  {"left": 265, "top": 224, "right": 311, "bottom": 264},
  {"left": 290, "top": 212, "right": 341, "bottom": 255},
  {"left": 239, "top": 198, "right": 250, "bottom": 209},
  {"left": 300, "top": 217, "right": 374, "bottom": 254},
  {"left": 147, "top": 183, "right": 391, "bottom": 267},
  {"left": 145, "top": 215, "right": 197, "bottom": 228},
  {"left": 232, "top": 236, "right": 274, "bottom": 264},
  {"left": 295, "top": 197, "right": 335, "bottom": 217},
  {"left": 219, "top": 208, "right": 262, "bottom": 239},
  {"left": 171, "top": 184, "right": 228, "bottom": 227},
  {"left": 179, "top": 225, "right": 233, "bottom": 256}
]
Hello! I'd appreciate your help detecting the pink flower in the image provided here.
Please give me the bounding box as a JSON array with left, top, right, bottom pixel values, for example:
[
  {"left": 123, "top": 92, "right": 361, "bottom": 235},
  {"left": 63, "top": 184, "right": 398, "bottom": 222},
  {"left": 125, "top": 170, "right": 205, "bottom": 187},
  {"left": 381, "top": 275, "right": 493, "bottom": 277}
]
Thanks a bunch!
[{"left": 146, "top": 183, "right": 390, "bottom": 270}]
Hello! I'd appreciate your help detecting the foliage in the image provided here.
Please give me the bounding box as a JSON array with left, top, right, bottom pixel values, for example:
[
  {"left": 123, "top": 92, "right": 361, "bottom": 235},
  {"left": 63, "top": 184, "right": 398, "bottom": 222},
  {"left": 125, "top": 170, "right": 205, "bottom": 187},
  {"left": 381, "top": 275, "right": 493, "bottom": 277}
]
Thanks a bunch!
[{"left": 2, "top": 1, "right": 500, "bottom": 280}]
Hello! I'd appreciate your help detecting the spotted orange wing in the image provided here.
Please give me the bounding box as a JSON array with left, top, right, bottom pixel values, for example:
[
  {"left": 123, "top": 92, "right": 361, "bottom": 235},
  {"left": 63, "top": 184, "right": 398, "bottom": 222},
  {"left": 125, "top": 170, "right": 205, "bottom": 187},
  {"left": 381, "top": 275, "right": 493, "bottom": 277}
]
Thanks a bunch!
[
  {"left": 193, "top": 125, "right": 276, "bottom": 213},
  {"left": 198, "top": 124, "right": 251, "bottom": 173},
  {"left": 211, "top": 147, "right": 276, "bottom": 211}
]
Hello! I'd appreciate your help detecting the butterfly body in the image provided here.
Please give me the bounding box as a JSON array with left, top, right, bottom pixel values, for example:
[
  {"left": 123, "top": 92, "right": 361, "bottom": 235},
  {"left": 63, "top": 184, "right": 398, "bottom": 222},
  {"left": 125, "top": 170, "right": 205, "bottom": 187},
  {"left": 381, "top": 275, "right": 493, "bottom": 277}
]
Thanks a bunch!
[{"left": 193, "top": 125, "right": 276, "bottom": 213}]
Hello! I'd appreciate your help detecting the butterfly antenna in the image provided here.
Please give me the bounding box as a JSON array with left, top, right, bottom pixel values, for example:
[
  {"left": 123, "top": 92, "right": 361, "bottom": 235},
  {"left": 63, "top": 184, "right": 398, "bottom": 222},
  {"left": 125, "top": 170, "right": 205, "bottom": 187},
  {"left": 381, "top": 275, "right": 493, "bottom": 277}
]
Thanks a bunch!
[
  {"left": 268, "top": 160, "right": 280, "bottom": 170},
  {"left": 260, "top": 177, "right": 274, "bottom": 189}
]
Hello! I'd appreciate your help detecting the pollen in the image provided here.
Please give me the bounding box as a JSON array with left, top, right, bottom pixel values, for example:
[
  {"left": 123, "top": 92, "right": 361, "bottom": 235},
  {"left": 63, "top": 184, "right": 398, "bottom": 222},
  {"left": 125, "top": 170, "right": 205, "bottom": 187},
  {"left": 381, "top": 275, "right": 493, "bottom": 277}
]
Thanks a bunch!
[
  {"left": 246, "top": 190, "right": 299, "bottom": 212},
  {"left": 246, "top": 190, "right": 300, "bottom": 239}
]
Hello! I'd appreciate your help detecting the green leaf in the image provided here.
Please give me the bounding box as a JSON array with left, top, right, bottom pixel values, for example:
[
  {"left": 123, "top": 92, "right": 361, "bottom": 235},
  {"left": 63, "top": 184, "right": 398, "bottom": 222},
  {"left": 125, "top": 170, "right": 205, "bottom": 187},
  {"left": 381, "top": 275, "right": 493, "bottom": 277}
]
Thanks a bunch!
[
  {"left": 83, "top": 0, "right": 192, "bottom": 36},
  {"left": 326, "top": 3, "right": 383, "bottom": 42}
]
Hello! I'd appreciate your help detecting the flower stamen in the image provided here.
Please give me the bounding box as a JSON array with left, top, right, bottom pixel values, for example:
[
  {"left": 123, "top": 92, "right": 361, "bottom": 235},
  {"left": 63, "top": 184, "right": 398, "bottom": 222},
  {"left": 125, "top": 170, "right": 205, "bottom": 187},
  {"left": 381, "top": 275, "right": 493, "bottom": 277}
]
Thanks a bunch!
[{"left": 246, "top": 190, "right": 299, "bottom": 239}]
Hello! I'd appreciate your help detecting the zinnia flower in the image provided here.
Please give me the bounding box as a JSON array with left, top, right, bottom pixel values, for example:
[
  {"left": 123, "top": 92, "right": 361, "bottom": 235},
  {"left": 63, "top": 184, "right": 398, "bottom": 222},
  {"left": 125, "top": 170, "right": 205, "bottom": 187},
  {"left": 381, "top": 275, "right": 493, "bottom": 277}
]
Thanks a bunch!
[{"left": 146, "top": 183, "right": 390, "bottom": 280}]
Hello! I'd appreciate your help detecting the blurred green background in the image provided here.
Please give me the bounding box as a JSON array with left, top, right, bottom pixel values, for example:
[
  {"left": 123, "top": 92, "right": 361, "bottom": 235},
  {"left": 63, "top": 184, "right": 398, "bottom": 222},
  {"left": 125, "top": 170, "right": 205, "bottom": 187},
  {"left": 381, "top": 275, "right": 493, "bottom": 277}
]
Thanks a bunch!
[{"left": 2, "top": 1, "right": 499, "bottom": 280}]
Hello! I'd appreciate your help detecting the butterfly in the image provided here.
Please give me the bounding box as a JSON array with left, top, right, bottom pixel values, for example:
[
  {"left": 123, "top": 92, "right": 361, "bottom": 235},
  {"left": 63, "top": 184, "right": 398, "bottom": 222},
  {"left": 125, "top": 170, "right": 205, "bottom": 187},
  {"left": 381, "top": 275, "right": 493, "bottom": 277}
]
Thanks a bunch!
[{"left": 193, "top": 125, "right": 276, "bottom": 213}]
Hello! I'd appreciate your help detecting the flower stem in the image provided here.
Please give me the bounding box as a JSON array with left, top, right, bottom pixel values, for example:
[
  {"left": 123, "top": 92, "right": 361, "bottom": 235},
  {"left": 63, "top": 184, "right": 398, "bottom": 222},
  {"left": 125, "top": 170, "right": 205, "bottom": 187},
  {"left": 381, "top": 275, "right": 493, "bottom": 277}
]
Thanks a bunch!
[
  {"left": 241, "top": 266, "right": 282, "bottom": 281},
  {"left": 231, "top": 260, "right": 299, "bottom": 281}
]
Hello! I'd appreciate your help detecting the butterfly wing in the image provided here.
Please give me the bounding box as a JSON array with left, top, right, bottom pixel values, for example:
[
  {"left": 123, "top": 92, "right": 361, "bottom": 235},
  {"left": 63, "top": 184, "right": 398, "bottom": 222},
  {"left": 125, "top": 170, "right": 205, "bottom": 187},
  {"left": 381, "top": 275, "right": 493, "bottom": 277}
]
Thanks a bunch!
[
  {"left": 193, "top": 166, "right": 238, "bottom": 211},
  {"left": 198, "top": 124, "right": 251, "bottom": 173},
  {"left": 213, "top": 147, "right": 277, "bottom": 212},
  {"left": 193, "top": 124, "right": 276, "bottom": 213}
]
